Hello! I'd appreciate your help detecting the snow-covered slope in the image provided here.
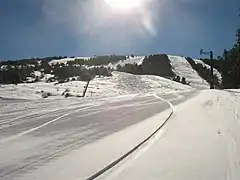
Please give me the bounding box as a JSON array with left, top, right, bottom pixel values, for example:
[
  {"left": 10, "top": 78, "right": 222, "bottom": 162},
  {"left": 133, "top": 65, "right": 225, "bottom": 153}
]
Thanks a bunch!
[
  {"left": 48, "top": 56, "right": 144, "bottom": 69},
  {"left": 108, "top": 55, "right": 221, "bottom": 89},
  {"left": 47, "top": 55, "right": 222, "bottom": 90},
  {"left": 7, "top": 90, "right": 240, "bottom": 180},
  {"left": 107, "top": 56, "right": 145, "bottom": 69},
  {"left": 1, "top": 54, "right": 224, "bottom": 100},
  {"left": 168, "top": 55, "right": 210, "bottom": 88},
  {"left": 107, "top": 90, "right": 240, "bottom": 180},
  {"left": 49, "top": 57, "right": 91, "bottom": 65},
  {"left": 0, "top": 72, "right": 191, "bottom": 100}
]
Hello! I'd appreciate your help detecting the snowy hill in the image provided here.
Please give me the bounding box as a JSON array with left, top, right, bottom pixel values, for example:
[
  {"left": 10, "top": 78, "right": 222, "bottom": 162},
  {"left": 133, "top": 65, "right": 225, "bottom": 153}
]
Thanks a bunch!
[
  {"left": 168, "top": 55, "right": 222, "bottom": 89},
  {"left": 168, "top": 55, "right": 210, "bottom": 88},
  {"left": 0, "top": 72, "right": 191, "bottom": 100},
  {"left": 101, "top": 90, "right": 240, "bottom": 180},
  {"left": 48, "top": 56, "right": 144, "bottom": 67},
  {"left": 33, "top": 55, "right": 222, "bottom": 90},
  {"left": 1, "top": 54, "right": 239, "bottom": 180},
  {"left": 0, "top": 54, "right": 224, "bottom": 100},
  {"left": 49, "top": 57, "right": 91, "bottom": 65},
  {"left": 105, "top": 55, "right": 222, "bottom": 89}
]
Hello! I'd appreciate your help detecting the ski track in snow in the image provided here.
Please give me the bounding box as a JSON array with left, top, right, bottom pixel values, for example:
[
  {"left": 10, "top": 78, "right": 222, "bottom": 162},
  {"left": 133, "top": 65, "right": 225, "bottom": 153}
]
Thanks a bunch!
[
  {"left": 1, "top": 88, "right": 239, "bottom": 180},
  {"left": 0, "top": 88, "right": 197, "bottom": 180},
  {"left": 103, "top": 90, "right": 240, "bottom": 180},
  {"left": 216, "top": 91, "right": 240, "bottom": 180},
  {"left": 0, "top": 91, "right": 175, "bottom": 179},
  {"left": 0, "top": 106, "right": 96, "bottom": 144},
  {"left": 96, "top": 93, "right": 174, "bottom": 180}
]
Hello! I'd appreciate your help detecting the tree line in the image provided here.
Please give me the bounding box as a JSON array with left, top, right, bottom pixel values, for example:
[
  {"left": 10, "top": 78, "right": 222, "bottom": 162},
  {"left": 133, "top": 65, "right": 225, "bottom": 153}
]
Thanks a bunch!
[
  {"left": 186, "top": 57, "right": 221, "bottom": 88},
  {"left": 53, "top": 64, "right": 112, "bottom": 82},
  {"left": 0, "top": 55, "right": 124, "bottom": 84},
  {"left": 117, "top": 54, "right": 174, "bottom": 76},
  {"left": 198, "top": 43, "right": 240, "bottom": 89}
]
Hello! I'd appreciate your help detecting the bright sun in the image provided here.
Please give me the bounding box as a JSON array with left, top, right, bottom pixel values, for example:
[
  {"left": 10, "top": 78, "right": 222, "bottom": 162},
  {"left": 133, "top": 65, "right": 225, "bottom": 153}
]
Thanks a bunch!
[{"left": 104, "top": 0, "right": 144, "bottom": 10}]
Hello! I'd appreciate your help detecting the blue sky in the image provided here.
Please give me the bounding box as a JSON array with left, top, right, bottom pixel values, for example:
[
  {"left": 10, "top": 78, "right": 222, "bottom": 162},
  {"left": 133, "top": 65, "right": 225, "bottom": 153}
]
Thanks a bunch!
[{"left": 0, "top": 0, "right": 240, "bottom": 60}]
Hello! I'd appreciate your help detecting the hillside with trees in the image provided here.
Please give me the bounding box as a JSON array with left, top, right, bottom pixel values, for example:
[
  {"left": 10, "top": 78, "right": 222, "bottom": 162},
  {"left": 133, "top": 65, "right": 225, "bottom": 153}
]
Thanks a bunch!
[
  {"left": 0, "top": 55, "right": 117, "bottom": 84},
  {"left": 197, "top": 44, "right": 240, "bottom": 89},
  {"left": 186, "top": 57, "right": 221, "bottom": 88},
  {"left": 117, "top": 54, "right": 175, "bottom": 77},
  {"left": 116, "top": 54, "right": 190, "bottom": 85},
  {"left": 217, "top": 45, "right": 240, "bottom": 88}
]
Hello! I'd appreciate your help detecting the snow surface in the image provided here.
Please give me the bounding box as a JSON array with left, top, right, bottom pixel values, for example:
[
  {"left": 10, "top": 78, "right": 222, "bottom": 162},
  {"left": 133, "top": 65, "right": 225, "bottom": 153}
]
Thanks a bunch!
[
  {"left": 0, "top": 71, "right": 191, "bottom": 100},
  {"left": 33, "top": 71, "right": 42, "bottom": 77},
  {"left": 7, "top": 96, "right": 173, "bottom": 180},
  {"left": 226, "top": 89, "right": 240, "bottom": 94},
  {"left": 1, "top": 93, "right": 167, "bottom": 180},
  {"left": 99, "top": 90, "right": 240, "bottom": 180},
  {"left": 168, "top": 55, "right": 210, "bottom": 88},
  {"left": 48, "top": 57, "right": 91, "bottom": 65},
  {"left": 107, "top": 56, "right": 145, "bottom": 69},
  {"left": 5, "top": 90, "right": 240, "bottom": 180}
]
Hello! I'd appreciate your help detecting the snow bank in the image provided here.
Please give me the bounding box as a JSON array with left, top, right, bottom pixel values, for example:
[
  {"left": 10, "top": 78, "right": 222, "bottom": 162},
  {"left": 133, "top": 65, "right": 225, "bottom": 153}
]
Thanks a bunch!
[
  {"left": 226, "top": 89, "right": 240, "bottom": 94},
  {"left": 105, "top": 90, "right": 240, "bottom": 180},
  {"left": 168, "top": 55, "right": 209, "bottom": 88}
]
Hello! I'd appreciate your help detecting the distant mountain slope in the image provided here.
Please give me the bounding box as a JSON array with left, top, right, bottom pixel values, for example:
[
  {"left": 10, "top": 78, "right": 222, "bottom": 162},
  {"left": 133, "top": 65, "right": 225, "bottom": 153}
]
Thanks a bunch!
[
  {"left": 49, "top": 57, "right": 91, "bottom": 65},
  {"left": 105, "top": 55, "right": 222, "bottom": 89},
  {"left": 0, "top": 54, "right": 223, "bottom": 92},
  {"left": 107, "top": 56, "right": 145, "bottom": 69},
  {"left": 168, "top": 55, "right": 209, "bottom": 88},
  {"left": 193, "top": 58, "right": 222, "bottom": 84}
]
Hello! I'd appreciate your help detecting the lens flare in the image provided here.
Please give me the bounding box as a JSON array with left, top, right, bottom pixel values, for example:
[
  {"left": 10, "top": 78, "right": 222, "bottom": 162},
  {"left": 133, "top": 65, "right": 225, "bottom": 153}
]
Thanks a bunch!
[{"left": 104, "top": 0, "right": 145, "bottom": 10}]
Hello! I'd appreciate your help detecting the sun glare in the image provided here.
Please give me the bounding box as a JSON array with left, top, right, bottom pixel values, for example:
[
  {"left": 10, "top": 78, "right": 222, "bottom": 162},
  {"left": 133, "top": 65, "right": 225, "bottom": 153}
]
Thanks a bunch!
[{"left": 104, "top": 0, "right": 144, "bottom": 10}]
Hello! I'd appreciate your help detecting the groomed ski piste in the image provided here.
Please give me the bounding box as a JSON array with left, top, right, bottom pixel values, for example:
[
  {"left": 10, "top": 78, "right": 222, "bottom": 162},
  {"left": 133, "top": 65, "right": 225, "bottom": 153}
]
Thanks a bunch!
[
  {"left": 1, "top": 55, "right": 239, "bottom": 180},
  {"left": 98, "top": 89, "right": 240, "bottom": 180}
]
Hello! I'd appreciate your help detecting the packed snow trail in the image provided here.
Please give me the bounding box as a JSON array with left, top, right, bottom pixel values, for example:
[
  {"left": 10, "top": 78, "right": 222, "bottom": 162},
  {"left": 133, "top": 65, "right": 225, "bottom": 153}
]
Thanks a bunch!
[
  {"left": 0, "top": 91, "right": 197, "bottom": 180},
  {"left": 86, "top": 93, "right": 175, "bottom": 180},
  {"left": 101, "top": 90, "right": 240, "bottom": 180}
]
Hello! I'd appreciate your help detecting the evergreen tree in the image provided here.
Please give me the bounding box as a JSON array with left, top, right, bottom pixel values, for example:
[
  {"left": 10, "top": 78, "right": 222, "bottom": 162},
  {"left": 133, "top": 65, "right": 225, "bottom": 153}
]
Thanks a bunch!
[{"left": 181, "top": 77, "right": 186, "bottom": 84}]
